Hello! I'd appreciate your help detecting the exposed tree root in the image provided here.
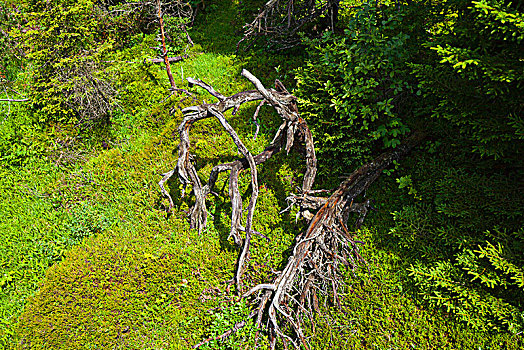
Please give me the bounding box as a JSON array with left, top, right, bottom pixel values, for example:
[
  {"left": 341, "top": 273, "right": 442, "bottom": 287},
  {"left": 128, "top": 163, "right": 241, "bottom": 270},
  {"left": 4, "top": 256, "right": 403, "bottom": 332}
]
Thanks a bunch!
[
  {"left": 244, "top": 131, "right": 424, "bottom": 349},
  {"left": 159, "top": 70, "right": 424, "bottom": 348},
  {"left": 159, "top": 69, "right": 317, "bottom": 288}
]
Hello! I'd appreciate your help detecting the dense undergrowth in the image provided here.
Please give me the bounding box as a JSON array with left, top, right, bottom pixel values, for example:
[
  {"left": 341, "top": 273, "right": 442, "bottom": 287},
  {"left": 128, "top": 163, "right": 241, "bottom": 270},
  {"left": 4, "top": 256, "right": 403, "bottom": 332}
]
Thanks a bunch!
[{"left": 0, "top": 0, "right": 522, "bottom": 349}]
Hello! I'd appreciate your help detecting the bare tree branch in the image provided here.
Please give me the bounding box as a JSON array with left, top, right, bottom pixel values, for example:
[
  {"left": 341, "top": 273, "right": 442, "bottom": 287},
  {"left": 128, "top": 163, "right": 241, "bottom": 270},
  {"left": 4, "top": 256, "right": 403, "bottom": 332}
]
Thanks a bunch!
[
  {"left": 238, "top": 0, "right": 341, "bottom": 51},
  {"left": 159, "top": 70, "right": 317, "bottom": 290},
  {"left": 0, "top": 98, "right": 28, "bottom": 102},
  {"left": 159, "top": 70, "right": 424, "bottom": 348}
]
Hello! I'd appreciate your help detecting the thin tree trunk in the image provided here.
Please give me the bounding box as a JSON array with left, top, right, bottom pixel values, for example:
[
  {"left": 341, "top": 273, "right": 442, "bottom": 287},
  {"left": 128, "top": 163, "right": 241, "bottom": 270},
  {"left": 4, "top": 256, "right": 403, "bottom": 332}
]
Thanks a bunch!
[{"left": 157, "top": 0, "right": 177, "bottom": 90}]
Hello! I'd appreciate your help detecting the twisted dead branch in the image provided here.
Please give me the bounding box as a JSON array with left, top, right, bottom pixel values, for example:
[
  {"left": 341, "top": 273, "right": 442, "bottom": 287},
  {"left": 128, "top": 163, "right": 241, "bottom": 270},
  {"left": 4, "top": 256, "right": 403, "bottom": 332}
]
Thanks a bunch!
[
  {"left": 159, "top": 70, "right": 424, "bottom": 348},
  {"left": 159, "top": 69, "right": 317, "bottom": 288},
  {"left": 244, "top": 131, "right": 424, "bottom": 349},
  {"left": 238, "top": 0, "right": 341, "bottom": 51},
  {"left": 191, "top": 131, "right": 424, "bottom": 349}
]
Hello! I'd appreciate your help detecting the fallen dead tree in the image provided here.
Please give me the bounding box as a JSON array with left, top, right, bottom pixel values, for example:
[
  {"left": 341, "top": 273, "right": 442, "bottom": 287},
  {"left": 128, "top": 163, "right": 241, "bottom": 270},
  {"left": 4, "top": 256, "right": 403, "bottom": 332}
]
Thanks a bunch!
[
  {"left": 159, "top": 70, "right": 424, "bottom": 348},
  {"left": 238, "top": 0, "right": 341, "bottom": 51},
  {"left": 243, "top": 131, "right": 424, "bottom": 349}
]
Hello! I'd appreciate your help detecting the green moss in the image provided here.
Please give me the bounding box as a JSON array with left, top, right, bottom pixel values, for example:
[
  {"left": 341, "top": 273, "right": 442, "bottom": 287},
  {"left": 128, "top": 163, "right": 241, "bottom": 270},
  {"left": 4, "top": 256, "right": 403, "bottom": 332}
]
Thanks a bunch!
[
  {"left": 307, "top": 227, "right": 522, "bottom": 350},
  {"left": 13, "top": 54, "right": 304, "bottom": 347},
  {"left": 4, "top": 1, "right": 522, "bottom": 347},
  {"left": 17, "top": 224, "right": 233, "bottom": 349},
  {"left": 0, "top": 160, "right": 101, "bottom": 347}
]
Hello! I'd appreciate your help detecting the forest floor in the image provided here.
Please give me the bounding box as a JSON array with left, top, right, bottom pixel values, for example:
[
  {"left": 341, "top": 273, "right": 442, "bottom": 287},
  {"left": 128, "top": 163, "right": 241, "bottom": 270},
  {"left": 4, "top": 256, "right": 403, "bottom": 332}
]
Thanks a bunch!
[{"left": 0, "top": 0, "right": 520, "bottom": 349}]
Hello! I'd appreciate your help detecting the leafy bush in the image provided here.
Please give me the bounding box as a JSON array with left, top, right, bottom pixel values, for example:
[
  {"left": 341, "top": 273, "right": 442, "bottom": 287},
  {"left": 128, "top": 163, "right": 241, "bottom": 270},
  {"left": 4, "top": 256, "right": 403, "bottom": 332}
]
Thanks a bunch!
[
  {"left": 385, "top": 146, "right": 524, "bottom": 332},
  {"left": 411, "top": 0, "right": 524, "bottom": 160},
  {"left": 15, "top": 0, "right": 118, "bottom": 125},
  {"left": 294, "top": 0, "right": 524, "bottom": 334},
  {"left": 294, "top": 3, "right": 415, "bottom": 176}
]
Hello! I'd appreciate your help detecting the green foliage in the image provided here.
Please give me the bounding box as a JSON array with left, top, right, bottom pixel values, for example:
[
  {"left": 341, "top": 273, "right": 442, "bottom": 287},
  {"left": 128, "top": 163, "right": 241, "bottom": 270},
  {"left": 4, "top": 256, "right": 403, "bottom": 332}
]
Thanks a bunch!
[
  {"left": 105, "top": 33, "right": 176, "bottom": 122},
  {"left": 163, "top": 14, "right": 192, "bottom": 53},
  {"left": 15, "top": 0, "right": 117, "bottom": 124},
  {"left": 100, "top": 0, "right": 193, "bottom": 49},
  {"left": 0, "top": 158, "right": 116, "bottom": 347},
  {"left": 97, "top": 1, "right": 156, "bottom": 46},
  {"left": 295, "top": 0, "right": 524, "bottom": 335},
  {"left": 200, "top": 300, "right": 257, "bottom": 349},
  {"left": 295, "top": 3, "right": 413, "bottom": 175},
  {"left": 306, "top": 227, "right": 523, "bottom": 349},
  {"left": 408, "top": 249, "right": 524, "bottom": 333},
  {"left": 0, "top": 107, "right": 45, "bottom": 168},
  {"left": 387, "top": 147, "right": 524, "bottom": 333},
  {"left": 396, "top": 174, "right": 420, "bottom": 200},
  {"left": 188, "top": 0, "right": 243, "bottom": 53},
  {"left": 411, "top": 0, "right": 524, "bottom": 160},
  {"left": 476, "top": 241, "right": 524, "bottom": 289},
  {"left": 0, "top": 2, "right": 23, "bottom": 82}
]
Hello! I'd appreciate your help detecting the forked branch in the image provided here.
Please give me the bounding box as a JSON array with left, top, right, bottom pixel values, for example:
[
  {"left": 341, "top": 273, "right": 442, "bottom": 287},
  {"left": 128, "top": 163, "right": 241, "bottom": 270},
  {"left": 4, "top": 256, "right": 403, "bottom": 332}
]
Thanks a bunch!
[
  {"left": 159, "top": 69, "right": 317, "bottom": 288},
  {"left": 159, "top": 70, "right": 424, "bottom": 348}
]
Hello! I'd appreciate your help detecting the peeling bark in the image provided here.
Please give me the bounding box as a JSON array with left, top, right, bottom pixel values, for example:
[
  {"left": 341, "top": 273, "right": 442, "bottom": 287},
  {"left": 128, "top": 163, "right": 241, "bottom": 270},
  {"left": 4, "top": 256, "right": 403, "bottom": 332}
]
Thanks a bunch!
[{"left": 157, "top": 0, "right": 177, "bottom": 90}]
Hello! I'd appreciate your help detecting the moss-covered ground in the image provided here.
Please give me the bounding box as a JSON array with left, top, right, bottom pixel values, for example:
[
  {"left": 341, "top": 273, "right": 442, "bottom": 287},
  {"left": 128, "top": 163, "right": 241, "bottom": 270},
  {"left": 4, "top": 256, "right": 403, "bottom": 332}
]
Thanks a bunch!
[{"left": 0, "top": 0, "right": 522, "bottom": 349}]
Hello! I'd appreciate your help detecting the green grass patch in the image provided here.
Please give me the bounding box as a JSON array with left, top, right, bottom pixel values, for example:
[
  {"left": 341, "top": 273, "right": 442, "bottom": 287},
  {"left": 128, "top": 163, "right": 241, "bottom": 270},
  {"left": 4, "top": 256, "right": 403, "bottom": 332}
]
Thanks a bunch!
[
  {"left": 2, "top": 0, "right": 521, "bottom": 348},
  {"left": 8, "top": 44, "right": 306, "bottom": 348},
  {"left": 13, "top": 111, "right": 303, "bottom": 349}
]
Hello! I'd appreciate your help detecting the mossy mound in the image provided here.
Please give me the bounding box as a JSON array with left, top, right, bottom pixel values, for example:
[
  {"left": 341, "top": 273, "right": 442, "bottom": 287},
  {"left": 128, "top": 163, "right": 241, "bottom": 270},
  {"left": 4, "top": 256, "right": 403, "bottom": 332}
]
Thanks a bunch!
[
  {"left": 17, "top": 223, "right": 236, "bottom": 349},
  {"left": 13, "top": 64, "right": 304, "bottom": 348}
]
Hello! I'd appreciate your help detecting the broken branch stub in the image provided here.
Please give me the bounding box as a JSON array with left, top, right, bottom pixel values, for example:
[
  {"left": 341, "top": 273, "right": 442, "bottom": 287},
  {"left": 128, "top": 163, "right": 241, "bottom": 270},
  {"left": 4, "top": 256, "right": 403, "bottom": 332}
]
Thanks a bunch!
[{"left": 159, "top": 69, "right": 317, "bottom": 287}]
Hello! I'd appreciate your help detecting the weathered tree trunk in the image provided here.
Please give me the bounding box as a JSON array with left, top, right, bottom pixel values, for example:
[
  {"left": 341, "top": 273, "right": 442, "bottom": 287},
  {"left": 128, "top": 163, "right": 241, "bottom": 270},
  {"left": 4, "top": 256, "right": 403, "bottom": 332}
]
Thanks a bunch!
[{"left": 245, "top": 131, "right": 425, "bottom": 349}]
